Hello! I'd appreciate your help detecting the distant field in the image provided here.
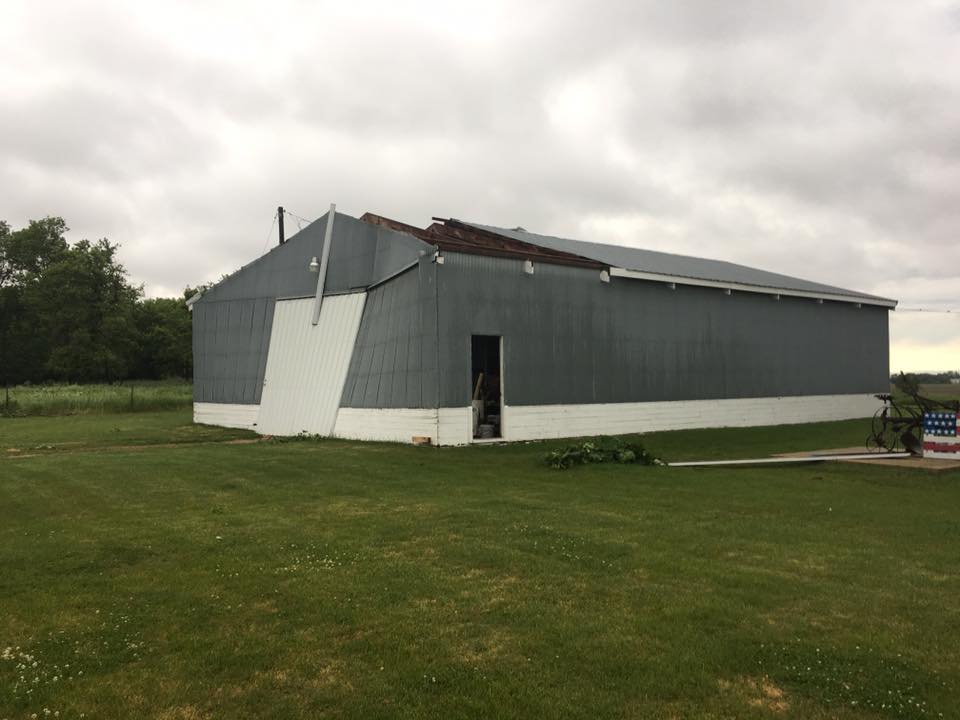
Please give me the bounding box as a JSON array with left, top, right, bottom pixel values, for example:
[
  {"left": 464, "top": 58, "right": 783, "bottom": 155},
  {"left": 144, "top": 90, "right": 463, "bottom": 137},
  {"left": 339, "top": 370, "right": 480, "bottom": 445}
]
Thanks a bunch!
[
  {"left": 1, "top": 410, "right": 957, "bottom": 719},
  {"left": 888, "top": 382, "right": 960, "bottom": 413},
  {"left": 1, "top": 380, "right": 192, "bottom": 416},
  {"left": 913, "top": 382, "right": 960, "bottom": 403}
]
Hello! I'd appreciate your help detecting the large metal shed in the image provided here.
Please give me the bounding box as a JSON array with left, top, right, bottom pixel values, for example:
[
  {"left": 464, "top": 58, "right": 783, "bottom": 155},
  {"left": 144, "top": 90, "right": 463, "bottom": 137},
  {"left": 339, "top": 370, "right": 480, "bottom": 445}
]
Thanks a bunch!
[{"left": 190, "top": 207, "right": 895, "bottom": 445}]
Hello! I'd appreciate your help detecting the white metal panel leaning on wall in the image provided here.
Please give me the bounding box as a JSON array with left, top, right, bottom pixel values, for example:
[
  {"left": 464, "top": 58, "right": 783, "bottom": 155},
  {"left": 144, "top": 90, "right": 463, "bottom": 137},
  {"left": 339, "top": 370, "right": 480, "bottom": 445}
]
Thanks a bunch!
[{"left": 255, "top": 293, "right": 367, "bottom": 437}]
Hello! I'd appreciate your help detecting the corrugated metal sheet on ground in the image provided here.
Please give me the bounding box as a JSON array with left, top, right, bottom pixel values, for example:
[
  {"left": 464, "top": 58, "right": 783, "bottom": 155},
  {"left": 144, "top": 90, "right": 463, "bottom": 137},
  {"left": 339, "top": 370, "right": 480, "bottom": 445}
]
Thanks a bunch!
[{"left": 256, "top": 293, "right": 366, "bottom": 436}]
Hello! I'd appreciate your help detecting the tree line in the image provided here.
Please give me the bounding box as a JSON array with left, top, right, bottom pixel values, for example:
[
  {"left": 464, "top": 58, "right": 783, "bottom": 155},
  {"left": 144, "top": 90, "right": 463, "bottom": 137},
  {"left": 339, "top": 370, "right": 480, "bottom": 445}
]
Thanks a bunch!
[
  {"left": 891, "top": 371, "right": 959, "bottom": 384},
  {"left": 1, "top": 217, "right": 197, "bottom": 386}
]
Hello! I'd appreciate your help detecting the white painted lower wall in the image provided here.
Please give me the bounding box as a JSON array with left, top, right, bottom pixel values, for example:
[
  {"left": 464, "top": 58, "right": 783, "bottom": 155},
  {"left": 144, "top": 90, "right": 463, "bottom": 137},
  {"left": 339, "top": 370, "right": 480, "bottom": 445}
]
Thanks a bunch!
[
  {"left": 438, "top": 407, "right": 473, "bottom": 446},
  {"left": 331, "top": 407, "right": 473, "bottom": 446},
  {"left": 196, "top": 394, "right": 881, "bottom": 445},
  {"left": 194, "top": 402, "right": 261, "bottom": 430},
  {"left": 501, "top": 393, "right": 881, "bottom": 442},
  {"left": 333, "top": 408, "right": 439, "bottom": 444}
]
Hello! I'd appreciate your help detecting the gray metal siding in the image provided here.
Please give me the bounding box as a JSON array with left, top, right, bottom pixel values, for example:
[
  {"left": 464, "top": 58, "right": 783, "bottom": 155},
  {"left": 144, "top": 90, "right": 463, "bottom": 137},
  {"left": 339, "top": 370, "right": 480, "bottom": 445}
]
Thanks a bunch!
[
  {"left": 435, "top": 253, "right": 889, "bottom": 408},
  {"left": 192, "top": 297, "right": 275, "bottom": 403},
  {"left": 194, "top": 223, "right": 891, "bottom": 411},
  {"left": 199, "top": 213, "right": 431, "bottom": 304},
  {"left": 192, "top": 211, "right": 432, "bottom": 405},
  {"left": 339, "top": 260, "right": 439, "bottom": 408}
]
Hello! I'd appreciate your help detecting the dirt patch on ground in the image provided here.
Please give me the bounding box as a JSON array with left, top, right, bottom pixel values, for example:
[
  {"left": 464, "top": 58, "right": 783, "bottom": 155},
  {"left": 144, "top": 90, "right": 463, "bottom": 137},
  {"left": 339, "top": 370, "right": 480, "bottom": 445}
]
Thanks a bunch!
[
  {"left": 3, "top": 437, "right": 267, "bottom": 459},
  {"left": 157, "top": 706, "right": 211, "bottom": 720},
  {"left": 252, "top": 599, "right": 280, "bottom": 614},
  {"left": 841, "top": 456, "right": 960, "bottom": 471},
  {"left": 718, "top": 676, "right": 789, "bottom": 714},
  {"left": 307, "top": 660, "right": 354, "bottom": 691},
  {"left": 457, "top": 628, "right": 512, "bottom": 664}
]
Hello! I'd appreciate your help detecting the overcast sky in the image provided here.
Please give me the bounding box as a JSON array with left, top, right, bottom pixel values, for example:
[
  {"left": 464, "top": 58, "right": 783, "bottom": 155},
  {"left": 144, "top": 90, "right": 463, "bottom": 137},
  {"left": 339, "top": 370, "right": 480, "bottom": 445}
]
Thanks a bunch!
[{"left": 2, "top": 1, "right": 958, "bottom": 371}]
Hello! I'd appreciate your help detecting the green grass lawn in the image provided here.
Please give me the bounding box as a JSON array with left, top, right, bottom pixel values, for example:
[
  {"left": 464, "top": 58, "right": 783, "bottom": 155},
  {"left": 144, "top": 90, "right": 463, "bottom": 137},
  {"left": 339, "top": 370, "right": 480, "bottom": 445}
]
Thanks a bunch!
[{"left": 1, "top": 411, "right": 958, "bottom": 719}]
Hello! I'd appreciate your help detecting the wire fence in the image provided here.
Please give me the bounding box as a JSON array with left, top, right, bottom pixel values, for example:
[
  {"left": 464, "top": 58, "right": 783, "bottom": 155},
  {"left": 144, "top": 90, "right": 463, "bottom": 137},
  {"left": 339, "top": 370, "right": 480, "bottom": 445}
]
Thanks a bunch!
[{"left": 1, "top": 381, "right": 193, "bottom": 417}]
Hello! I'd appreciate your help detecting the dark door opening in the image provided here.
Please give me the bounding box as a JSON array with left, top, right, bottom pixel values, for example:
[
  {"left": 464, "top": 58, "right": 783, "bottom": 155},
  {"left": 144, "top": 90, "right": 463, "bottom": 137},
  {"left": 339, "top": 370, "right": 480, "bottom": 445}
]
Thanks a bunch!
[{"left": 471, "top": 335, "right": 502, "bottom": 439}]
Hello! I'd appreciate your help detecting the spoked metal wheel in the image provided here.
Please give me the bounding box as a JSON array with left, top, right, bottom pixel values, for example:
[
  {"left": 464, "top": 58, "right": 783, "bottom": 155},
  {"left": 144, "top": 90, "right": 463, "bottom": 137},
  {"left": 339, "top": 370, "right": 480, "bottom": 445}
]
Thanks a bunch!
[{"left": 868, "top": 405, "right": 910, "bottom": 452}]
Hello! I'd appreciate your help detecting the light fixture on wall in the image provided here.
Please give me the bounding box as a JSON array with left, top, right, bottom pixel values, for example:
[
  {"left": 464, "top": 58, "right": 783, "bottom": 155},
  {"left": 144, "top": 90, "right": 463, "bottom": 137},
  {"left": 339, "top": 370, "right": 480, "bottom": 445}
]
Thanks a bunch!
[
  {"left": 523, "top": 259, "right": 534, "bottom": 275},
  {"left": 308, "top": 256, "right": 320, "bottom": 273}
]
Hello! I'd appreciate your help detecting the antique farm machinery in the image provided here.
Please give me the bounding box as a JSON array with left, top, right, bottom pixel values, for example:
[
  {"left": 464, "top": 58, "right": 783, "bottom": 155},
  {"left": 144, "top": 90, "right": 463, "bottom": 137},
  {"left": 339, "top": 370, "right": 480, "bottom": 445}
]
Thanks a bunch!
[{"left": 867, "top": 374, "right": 960, "bottom": 454}]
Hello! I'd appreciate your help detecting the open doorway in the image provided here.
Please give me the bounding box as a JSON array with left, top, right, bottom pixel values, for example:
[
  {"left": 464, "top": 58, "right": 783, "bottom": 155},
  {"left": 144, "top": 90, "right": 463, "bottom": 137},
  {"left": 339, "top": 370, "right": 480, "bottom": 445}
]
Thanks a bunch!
[{"left": 471, "top": 335, "right": 502, "bottom": 439}]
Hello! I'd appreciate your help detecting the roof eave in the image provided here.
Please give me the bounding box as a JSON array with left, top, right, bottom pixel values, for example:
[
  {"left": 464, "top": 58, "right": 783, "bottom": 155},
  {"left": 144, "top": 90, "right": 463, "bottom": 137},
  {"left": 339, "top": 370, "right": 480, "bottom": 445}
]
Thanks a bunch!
[{"left": 609, "top": 267, "right": 897, "bottom": 308}]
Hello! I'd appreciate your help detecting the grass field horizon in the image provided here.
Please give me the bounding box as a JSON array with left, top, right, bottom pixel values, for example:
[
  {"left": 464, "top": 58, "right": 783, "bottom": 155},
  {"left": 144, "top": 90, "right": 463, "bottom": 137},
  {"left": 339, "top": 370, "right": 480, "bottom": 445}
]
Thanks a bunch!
[
  {"left": 1, "top": 380, "right": 192, "bottom": 417},
  {"left": 1, "top": 410, "right": 958, "bottom": 718}
]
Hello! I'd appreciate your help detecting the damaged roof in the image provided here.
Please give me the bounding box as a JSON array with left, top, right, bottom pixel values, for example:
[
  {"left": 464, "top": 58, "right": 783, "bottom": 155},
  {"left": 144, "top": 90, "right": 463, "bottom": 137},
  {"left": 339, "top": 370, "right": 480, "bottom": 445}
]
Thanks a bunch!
[{"left": 455, "top": 220, "right": 896, "bottom": 308}]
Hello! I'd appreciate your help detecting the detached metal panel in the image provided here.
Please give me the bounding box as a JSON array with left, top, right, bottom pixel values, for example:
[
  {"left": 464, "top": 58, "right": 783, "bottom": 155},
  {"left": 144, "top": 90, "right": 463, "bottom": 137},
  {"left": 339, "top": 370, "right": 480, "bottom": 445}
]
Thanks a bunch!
[
  {"left": 256, "top": 293, "right": 367, "bottom": 436},
  {"left": 435, "top": 253, "right": 890, "bottom": 408},
  {"left": 340, "top": 264, "right": 434, "bottom": 409}
]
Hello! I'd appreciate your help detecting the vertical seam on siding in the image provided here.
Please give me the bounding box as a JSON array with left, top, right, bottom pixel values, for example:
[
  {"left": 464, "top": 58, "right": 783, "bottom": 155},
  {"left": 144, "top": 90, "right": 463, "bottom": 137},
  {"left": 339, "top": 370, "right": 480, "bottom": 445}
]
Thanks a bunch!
[{"left": 435, "top": 259, "right": 441, "bottom": 438}]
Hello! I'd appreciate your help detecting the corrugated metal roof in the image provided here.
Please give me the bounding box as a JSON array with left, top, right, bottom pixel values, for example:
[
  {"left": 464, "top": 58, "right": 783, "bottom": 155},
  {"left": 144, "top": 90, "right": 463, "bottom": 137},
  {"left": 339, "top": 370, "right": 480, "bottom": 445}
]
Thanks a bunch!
[{"left": 458, "top": 221, "right": 895, "bottom": 305}]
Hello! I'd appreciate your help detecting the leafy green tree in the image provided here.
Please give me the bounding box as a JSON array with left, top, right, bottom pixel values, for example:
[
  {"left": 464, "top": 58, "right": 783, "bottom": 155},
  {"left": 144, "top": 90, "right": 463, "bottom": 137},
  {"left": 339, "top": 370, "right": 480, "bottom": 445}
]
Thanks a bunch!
[
  {"left": 0, "top": 217, "right": 69, "bottom": 287},
  {"left": 2, "top": 216, "right": 197, "bottom": 386},
  {"left": 1, "top": 217, "right": 71, "bottom": 386},
  {"left": 28, "top": 238, "right": 142, "bottom": 382},
  {"left": 133, "top": 297, "right": 193, "bottom": 379}
]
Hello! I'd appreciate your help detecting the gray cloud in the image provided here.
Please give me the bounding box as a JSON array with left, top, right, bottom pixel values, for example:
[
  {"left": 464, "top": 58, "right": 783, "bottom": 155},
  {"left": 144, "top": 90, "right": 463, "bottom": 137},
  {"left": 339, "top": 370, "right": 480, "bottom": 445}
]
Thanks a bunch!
[{"left": 1, "top": 0, "right": 957, "bottom": 368}]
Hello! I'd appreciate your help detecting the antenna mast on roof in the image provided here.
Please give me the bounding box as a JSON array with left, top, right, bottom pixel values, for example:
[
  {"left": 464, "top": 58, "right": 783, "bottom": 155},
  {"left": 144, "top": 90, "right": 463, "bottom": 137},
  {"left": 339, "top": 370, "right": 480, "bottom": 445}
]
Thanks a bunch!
[{"left": 277, "top": 206, "right": 285, "bottom": 245}]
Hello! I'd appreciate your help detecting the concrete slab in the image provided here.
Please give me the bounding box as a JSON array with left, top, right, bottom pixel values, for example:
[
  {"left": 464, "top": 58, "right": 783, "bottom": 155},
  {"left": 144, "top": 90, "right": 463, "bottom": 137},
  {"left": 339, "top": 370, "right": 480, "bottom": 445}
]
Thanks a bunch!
[
  {"left": 839, "top": 456, "right": 960, "bottom": 472},
  {"left": 775, "top": 447, "right": 960, "bottom": 472}
]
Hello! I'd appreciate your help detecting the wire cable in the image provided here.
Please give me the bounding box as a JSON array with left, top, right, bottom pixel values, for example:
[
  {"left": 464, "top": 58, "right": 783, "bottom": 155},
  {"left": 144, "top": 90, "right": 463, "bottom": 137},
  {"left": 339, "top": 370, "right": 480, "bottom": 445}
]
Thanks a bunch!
[
  {"left": 260, "top": 211, "right": 278, "bottom": 255},
  {"left": 897, "top": 308, "right": 959, "bottom": 314},
  {"left": 283, "top": 208, "right": 316, "bottom": 230}
]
